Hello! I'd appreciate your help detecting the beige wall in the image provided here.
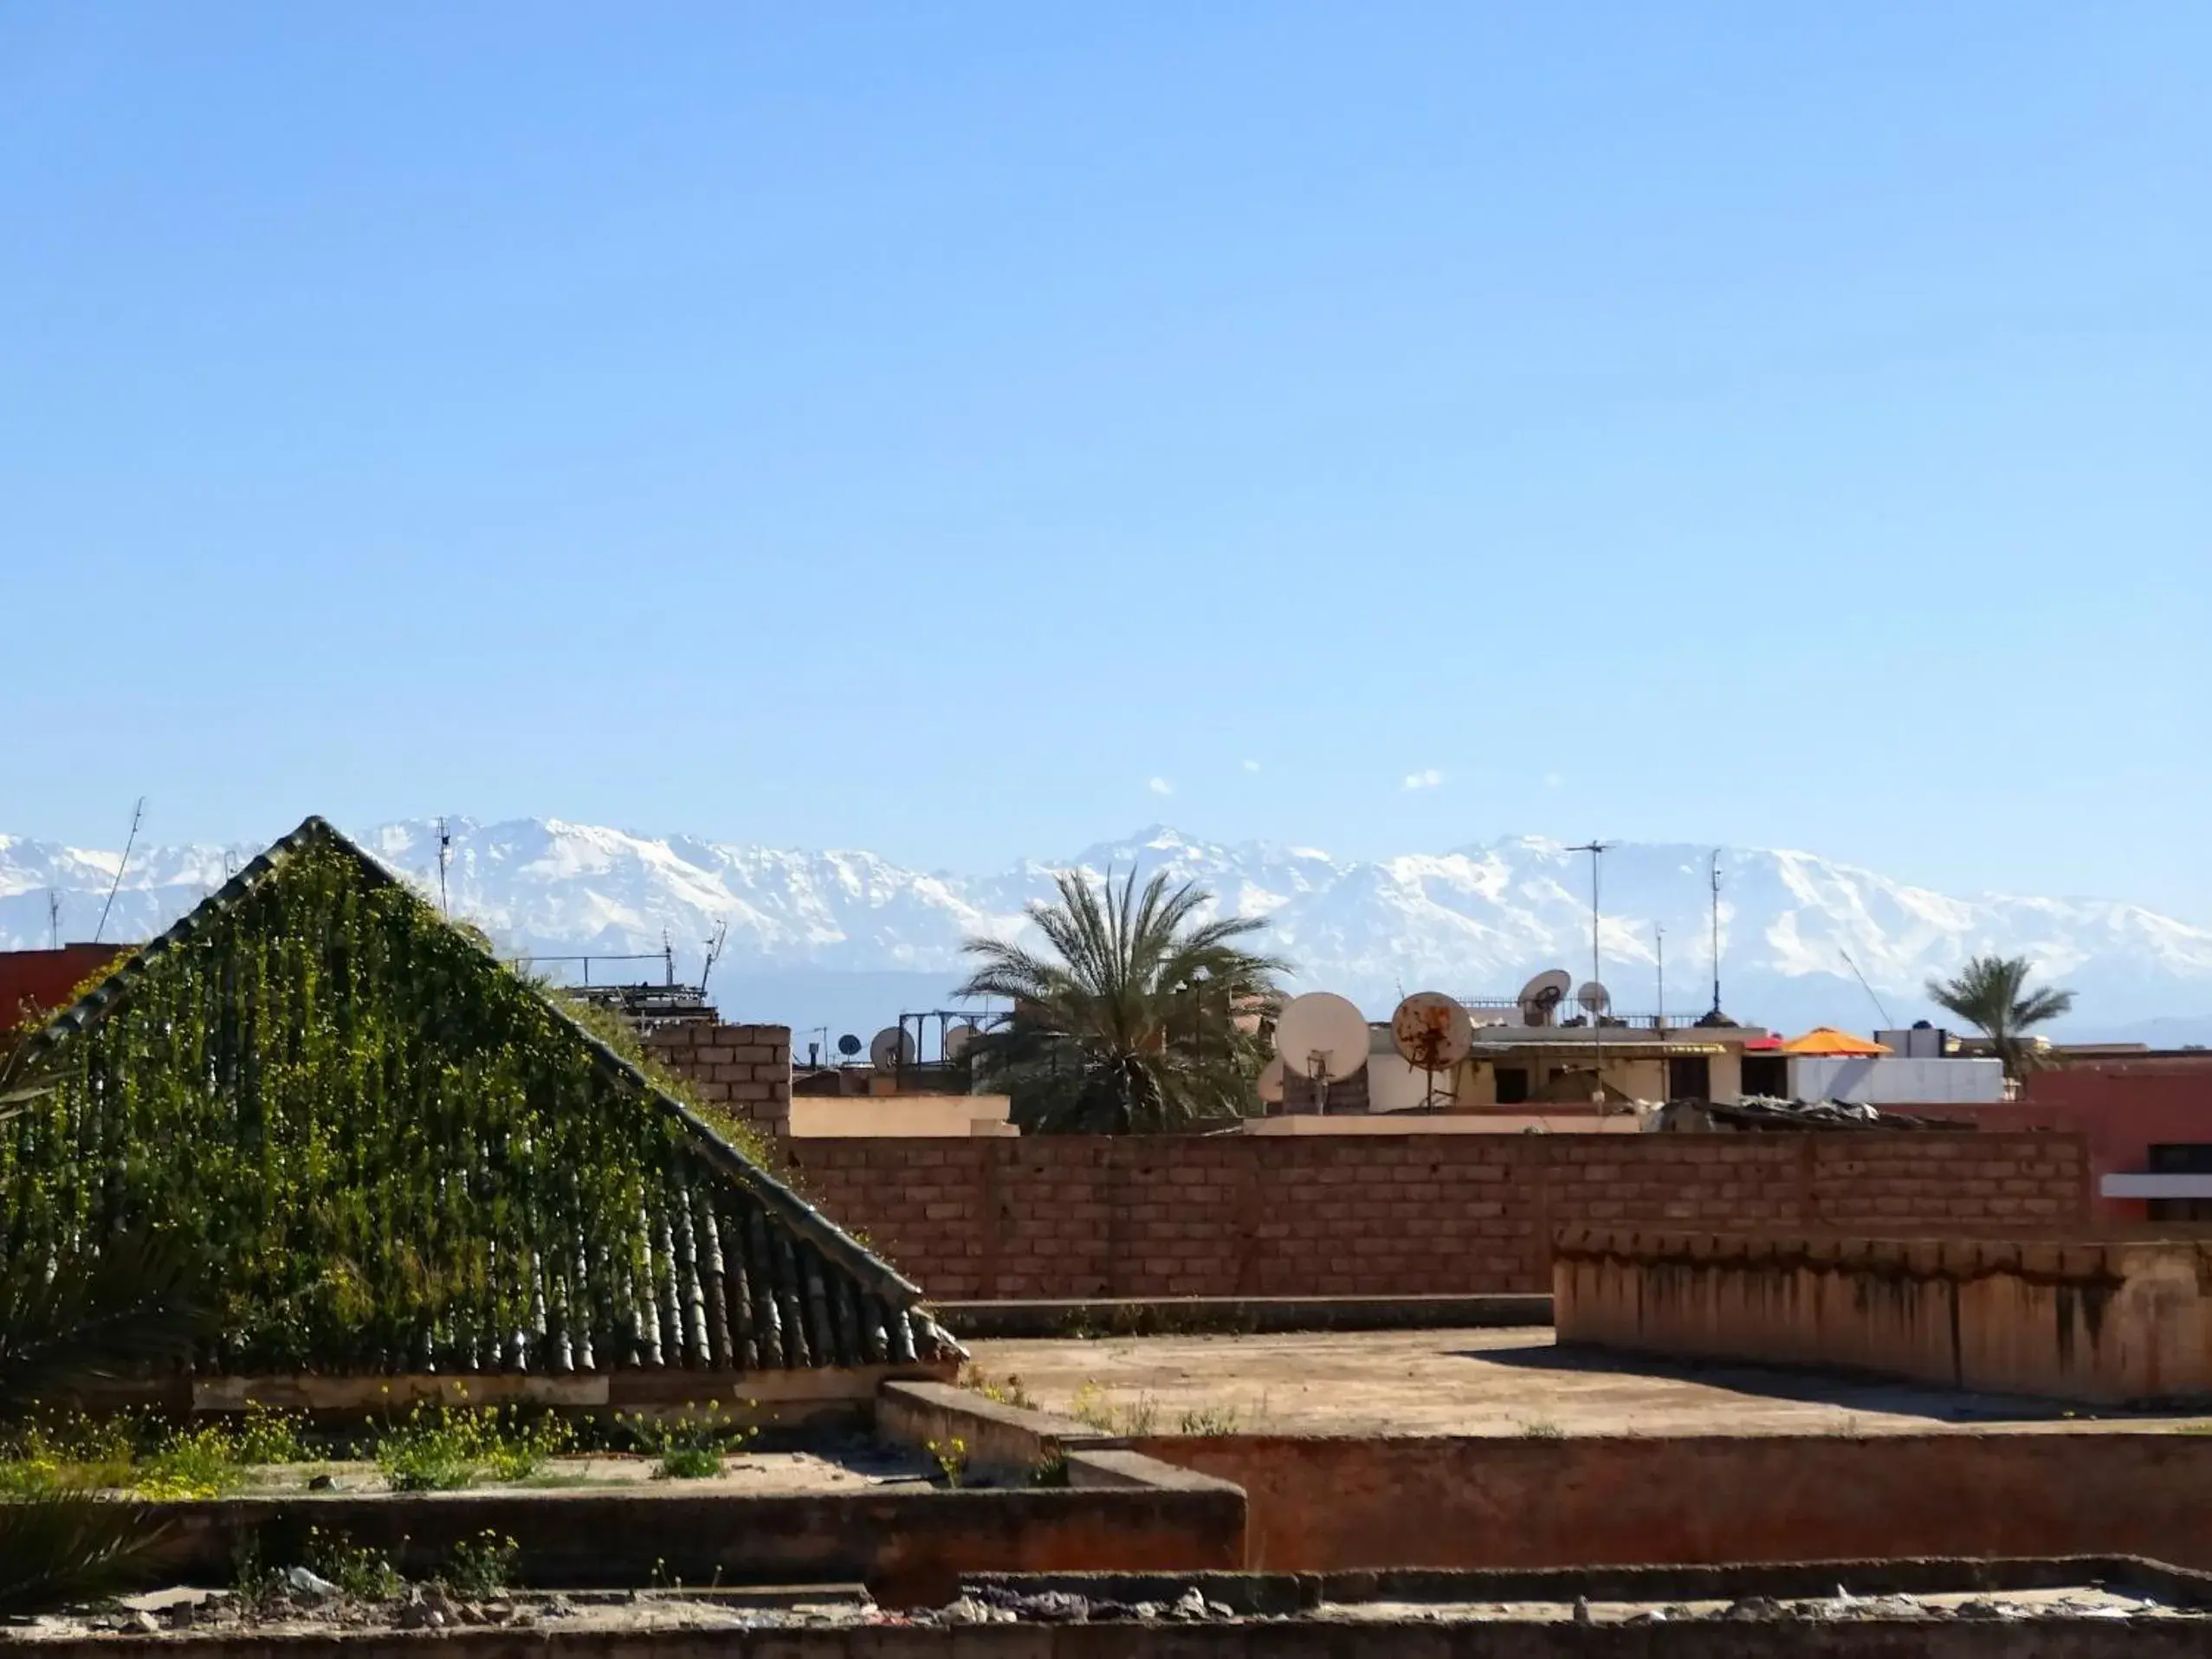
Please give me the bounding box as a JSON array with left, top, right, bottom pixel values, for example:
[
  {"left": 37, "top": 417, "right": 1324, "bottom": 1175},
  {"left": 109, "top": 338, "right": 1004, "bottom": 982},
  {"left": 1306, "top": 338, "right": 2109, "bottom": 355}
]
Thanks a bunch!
[
  {"left": 1240, "top": 1113, "right": 1640, "bottom": 1136},
  {"left": 1556, "top": 1229, "right": 2212, "bottom": 1404},
  {"left": 789, "top": 1094, "right": 1015, "bottom": 1138}
]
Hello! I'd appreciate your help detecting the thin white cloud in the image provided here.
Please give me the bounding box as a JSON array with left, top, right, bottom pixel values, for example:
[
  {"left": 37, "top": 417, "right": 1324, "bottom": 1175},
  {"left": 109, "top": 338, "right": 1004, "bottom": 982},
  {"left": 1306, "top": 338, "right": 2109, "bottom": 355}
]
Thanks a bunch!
[
  {"left": 1242, "top": 759, "right": 1262, "bottom": 773},
  {"left": 1402, "top": 768, "right": 1444, "bottom": 791},
  {"left": 1148, "top": 777, "right": 1174, "bottom": 797}
]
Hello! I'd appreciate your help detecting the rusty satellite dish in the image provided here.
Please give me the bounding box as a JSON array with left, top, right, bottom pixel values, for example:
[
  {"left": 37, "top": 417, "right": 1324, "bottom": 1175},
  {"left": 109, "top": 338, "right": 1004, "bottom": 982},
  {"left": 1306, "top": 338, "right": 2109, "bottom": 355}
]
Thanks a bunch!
[{"left": 1390, "top": 992, "right": 1474, "bottom": 1070}]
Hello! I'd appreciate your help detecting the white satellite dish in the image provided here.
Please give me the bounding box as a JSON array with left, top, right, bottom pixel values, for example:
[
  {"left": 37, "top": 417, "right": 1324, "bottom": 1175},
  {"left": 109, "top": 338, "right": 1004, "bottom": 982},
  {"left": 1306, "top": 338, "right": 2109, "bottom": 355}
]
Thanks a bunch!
[
  {"left": 1576, "top": 980, "right": 1612, "bottom": 1017},
  {"left": 1390, "top": 992, "right": 1474, "bottom": 1070},
  {"left": 1517, "top": 969, "right": 1574, "bottom": 1026},
  {"left": 1273, "top": 992, "right": 1369, "bottom": 1114},
  {"left": 1256, "top": 1056, "right": 1285, "bottom": 1106},
  {"left": 943, "top": 1023, "right": 977, "bottom": 1062},
  {"left": 869, "top": 1026, "right": 915, "bottom": 1070}
]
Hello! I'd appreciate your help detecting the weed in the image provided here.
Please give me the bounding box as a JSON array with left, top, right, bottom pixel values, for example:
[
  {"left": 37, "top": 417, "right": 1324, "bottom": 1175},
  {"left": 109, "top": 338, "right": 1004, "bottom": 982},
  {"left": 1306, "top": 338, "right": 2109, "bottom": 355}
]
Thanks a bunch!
[
  {"left": 1174, "top": 1405, "right": 1242, "bottom": 1436},
  {"left": 438, "top": 1531, "right": 520, "bottom": 1599},
  {"left": 926, "top": 1436, "right": 968, "bottom": 1488},
  {"left": 618, "top": 1401, "right": 757, "bottom": 1481},
  {"left": 958, "top": 1365, "right": 1038, "bottom": 1411},
  {"left": 306, "top": 1527, "right": 406, "bottom": 1600},
  {"left": 1028, "top": 1449, "right": 1070, "bottom": 1488},
  {"left": 374, "top": 1398, "right": 574, "bottom": 1492},
  {"left": 1066, "top": 1382, "right": 1160, "bottom": 1436},
  {"left": 230, "top": 1535, "right": 284, "bottom": 1614},
  {"left": 137, "top": 1424, "right": 249, "bottom": 1499},
  {"left": 233, "top": 1404, "right": 308, "bottom": 1466},
  {"left": 0, "top": 1404, "right": 312, "bottom": 1501},
  {"left": 0, "top": 1408, "right": 141, "bottom": 1495},
  {"left": 1517, "top": 1418, "right": 1565, "bottom": 1440}
]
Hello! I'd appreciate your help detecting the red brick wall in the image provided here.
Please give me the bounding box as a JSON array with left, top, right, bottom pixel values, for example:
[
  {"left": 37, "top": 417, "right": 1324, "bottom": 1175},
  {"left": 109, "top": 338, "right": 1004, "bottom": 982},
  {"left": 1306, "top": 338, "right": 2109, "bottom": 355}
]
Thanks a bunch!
[
  {"left": 644, "top": 1022, "right": 792, "bottom": 1137},
  {"left": 1959, "top": 1069, "right": 2212, "bottom": 1219},
  {"left": 780, "top": 1132, "right": 2089, "bottom": 1300}
]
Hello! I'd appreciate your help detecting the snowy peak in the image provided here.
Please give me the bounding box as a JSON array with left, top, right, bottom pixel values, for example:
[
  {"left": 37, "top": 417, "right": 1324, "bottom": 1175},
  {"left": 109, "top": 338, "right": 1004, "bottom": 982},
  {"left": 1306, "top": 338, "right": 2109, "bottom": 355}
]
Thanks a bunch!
[{"left": 3, "top": 818, "right": 2209, "bottom": 1036}]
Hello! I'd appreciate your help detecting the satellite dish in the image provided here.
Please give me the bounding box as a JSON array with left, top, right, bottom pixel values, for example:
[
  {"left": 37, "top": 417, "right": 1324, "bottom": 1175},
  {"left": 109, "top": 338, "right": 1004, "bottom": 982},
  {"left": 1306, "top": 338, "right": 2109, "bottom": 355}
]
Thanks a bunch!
[
  {"left": 1517, "top": 969, "right": 1574, "bottom": 1026},
  {"left": 943, "top": 1023, "right": 977, "bottom": 1062},
  {"left": 1256, "top": 1056, "right": 1285, "bottom": 1105},
  {"left": 1273, "top": 992, "right": 1370, "bottom": 1084},
  {"left": 869, "top": 1026, "right": 915, "bottom": 1069},
  {"left": 1576, "top": 980, "right": 1612, "bottom": 1017},
  {"left": 836, "top": 1033, "right": 863, "bottom": 1059},
  {"left": 1391, "top": 992, "right": 1473, "bottom": 1070}
]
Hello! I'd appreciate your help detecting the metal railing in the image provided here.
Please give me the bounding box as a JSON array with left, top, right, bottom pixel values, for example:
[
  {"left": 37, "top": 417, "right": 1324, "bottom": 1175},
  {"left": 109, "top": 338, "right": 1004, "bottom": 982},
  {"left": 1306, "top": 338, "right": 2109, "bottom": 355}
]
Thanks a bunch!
[{"left": 1454, "top": 997, "right": 1727, "bottom": 1033}]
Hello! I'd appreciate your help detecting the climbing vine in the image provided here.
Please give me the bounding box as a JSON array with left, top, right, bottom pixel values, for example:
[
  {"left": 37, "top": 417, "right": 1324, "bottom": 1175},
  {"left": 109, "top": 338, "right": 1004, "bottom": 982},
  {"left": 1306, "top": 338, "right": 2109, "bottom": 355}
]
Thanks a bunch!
[{"left": 0, "top": 831, "right": 926, "bottom": 1375}]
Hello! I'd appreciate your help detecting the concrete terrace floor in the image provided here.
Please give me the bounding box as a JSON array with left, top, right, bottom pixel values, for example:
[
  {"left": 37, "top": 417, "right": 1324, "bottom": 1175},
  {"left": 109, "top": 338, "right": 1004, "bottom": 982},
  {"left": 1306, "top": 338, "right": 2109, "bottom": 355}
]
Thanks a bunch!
[{"left": 966, "top": 1327, "right": 2212, "bottom": 1437}]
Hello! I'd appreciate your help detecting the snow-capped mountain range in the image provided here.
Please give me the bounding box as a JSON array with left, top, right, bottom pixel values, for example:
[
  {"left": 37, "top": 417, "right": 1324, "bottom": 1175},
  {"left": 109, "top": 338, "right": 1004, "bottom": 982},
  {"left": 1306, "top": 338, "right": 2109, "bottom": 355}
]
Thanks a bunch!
[{"left": 5, "top": 818, "right": 2210, "bottom": 1044}]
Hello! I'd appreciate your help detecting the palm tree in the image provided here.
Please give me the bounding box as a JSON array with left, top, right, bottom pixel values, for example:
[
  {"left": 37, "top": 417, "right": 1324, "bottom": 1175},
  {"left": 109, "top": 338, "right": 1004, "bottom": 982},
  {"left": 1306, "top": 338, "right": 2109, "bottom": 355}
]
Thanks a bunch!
[
  {"left": 1924, "top": 954, "right": 2075, "bottom": 1081},
  {"left": 955, "top": 868, "right": 1289, "bottom": 1134},
  {"left": 0, "top": 1229, "right": 208, "bottom": 1614}
]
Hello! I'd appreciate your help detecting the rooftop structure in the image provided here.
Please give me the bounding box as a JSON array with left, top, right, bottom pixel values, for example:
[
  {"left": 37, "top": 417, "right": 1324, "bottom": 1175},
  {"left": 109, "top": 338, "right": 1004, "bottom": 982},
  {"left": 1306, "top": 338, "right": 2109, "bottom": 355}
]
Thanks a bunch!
[{"left": 0, "top": 815, "right": 955, "bottom": 1376}]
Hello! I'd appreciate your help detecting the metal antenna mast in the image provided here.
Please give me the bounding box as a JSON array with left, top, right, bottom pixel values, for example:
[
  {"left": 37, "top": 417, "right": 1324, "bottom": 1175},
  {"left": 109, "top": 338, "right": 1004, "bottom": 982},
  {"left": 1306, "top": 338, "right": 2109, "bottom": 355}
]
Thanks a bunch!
[
  {"left": 436, "top": 817, "right": 453, "bottom": 918},
  {"left": 1655, "top": 922, "right": 1665, "bottom": 1027},
  {"left": 93, "top": 797, "right": 146, "bottom": 946},
  {"left": 46, "top": 889, "right": 61, "bottom": 951},
  {"left": 1708, "top": 850, "right": 1724, "bottom": 1017},
  {"left": 1839, "top": 948, "right": 1895, "bottom": 1030},
  {"left": 1568, "top": 840, "right": 1614, "bottom": 1103}
]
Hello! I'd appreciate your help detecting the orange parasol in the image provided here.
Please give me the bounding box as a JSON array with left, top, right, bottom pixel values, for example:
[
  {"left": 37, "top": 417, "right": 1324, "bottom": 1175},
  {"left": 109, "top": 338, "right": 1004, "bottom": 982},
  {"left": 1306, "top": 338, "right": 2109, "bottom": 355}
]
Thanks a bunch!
[{"left": 1779, "top": 1025, "right": 1892, "bottom": 1056}]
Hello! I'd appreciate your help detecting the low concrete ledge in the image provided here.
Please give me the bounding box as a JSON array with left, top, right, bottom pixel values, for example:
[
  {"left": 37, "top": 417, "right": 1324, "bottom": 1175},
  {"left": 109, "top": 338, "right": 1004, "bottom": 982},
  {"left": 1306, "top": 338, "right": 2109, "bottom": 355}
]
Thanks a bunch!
[
  {"left": 876, "top": 1379, "right": 1116, "bottom": 1480},
  {"left": 1555, "top": 1228, "right": 2212, "bottom": 1404},
  {"left": 136, "top": 1481, "right": 1245, "bottom": 1606},
  {"left": 935, "top": 1294, "right": 1551, "bottom": 1339},
  {"left": 969, "top": 1553, "right": 2212, "bottom": 1616}
]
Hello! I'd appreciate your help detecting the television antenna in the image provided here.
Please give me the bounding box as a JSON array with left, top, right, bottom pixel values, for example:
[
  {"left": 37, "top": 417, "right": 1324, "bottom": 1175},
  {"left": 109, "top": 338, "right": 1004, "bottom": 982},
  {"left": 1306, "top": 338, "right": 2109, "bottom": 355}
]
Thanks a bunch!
[
  {"left": 93, "top": 797, "right": 146, "bottom": 946},
  {"left": 1272, "top": 991, "right": 1369, "bottom": 1115},
  {"left": 699, "top": 918, "right": 728, "bottom": 997},
  {"left": 1838, "top": 948, "right": 1895, "bottom": 1029},
  {"left": 45, "top": 889, "right": 61, "bottom": 951},
  {"left": 1654, "top": 923, "right": 1665, "bottom": 1026},
  {"left": 436, "top": 817, "right": 453, "bottom": 918},
  {"left": 1391, "top": 991, "right": 1473, "bottom": 1112},
  {"left": 1708, "top": 850, "right": 1724, "bottom": 1018}
]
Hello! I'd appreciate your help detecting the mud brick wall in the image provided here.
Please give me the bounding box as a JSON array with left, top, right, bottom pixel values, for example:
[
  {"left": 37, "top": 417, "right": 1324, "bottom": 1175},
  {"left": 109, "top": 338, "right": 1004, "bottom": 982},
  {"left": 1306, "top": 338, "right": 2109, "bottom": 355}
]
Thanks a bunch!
[
  {"left": 780, "top": 1132, "right": 2089, "bottom": 1300},
  {"left": 644, "top": 1021, "right": 792, "bottom": 1136}
]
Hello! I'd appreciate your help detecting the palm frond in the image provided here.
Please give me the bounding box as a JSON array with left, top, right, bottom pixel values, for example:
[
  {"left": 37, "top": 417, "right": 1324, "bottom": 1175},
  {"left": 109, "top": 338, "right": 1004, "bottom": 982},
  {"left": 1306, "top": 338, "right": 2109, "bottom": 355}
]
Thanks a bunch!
[
  {"left": 1924, "top": 953, "right": 2075, "bottom": 1081},
  {"left": 0, "top": 1493, "right": 180, "bottom": 1617},
  {"left": 960, "top": 865, "right": 1290, "bottom": 1133},
  {"left": 0, "top": 1228, "right": 210, "bottom": 1418}
]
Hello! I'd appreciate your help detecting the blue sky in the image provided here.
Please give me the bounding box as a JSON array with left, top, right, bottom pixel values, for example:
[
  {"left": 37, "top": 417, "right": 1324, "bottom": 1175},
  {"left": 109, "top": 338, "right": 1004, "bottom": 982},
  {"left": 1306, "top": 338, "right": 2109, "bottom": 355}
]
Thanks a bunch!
[{"left": 3, "top": 4, "right": 2206, "bottom": 916}]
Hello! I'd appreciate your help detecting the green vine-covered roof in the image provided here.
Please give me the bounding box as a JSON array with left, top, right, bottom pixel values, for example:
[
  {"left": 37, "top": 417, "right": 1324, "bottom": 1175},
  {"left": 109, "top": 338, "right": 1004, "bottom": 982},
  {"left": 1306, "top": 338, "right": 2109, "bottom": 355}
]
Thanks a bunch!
[{"left": 0, "top": 816, "right": 954, "bottom": 1375}]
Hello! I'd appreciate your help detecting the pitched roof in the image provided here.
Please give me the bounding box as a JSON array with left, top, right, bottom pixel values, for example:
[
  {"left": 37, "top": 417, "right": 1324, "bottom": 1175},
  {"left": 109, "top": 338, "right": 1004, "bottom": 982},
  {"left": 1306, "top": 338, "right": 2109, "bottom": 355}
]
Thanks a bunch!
[{"left": 0, "top": 815, "right": 954, "bottom": 1375}]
